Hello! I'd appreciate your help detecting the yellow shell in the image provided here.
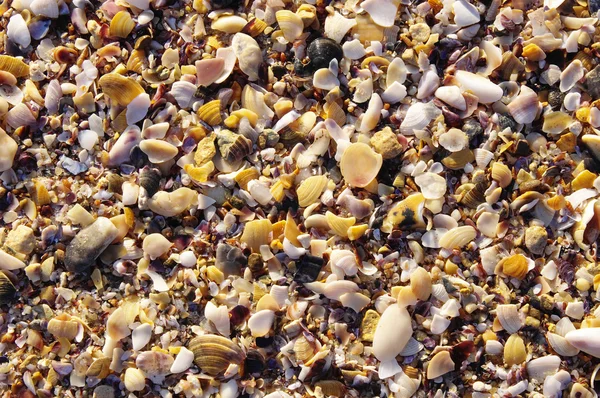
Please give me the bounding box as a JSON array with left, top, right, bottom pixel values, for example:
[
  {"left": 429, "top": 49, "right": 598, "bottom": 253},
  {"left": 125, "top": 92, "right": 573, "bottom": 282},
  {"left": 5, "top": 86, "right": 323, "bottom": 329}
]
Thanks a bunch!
[
  {"left": 284, "top": 212, "right": 302, "bottom": 247},
  {"left": 270, "top": 180, "right": 286, "bottom": 202},
  {"left": 242, "top": 18, "right": 268, "bottom": 37},
  {"left": 491, "top": 162, "right": 512, "bottom": 188},
  {"left": 496, "top": 253, "right": 528, "bottom": 280},
  {"left": 275, "top": 10, "right": 304, "bottom": 42},
  {"left": 546, "top": 194, "right": 566, "bottom": 210},
  {"left": 234, "top": 168, "right": 259, "bottom": 190},
  {"left": 224, "top": 109, "right": 259, "bottom": 128},
  {"left": 542, "top": 111, "right": 573, "bottom": 135},
  {"left": 410, "top": 266, "right": 432, "bottom": 301},
  {"left": 352, "top": 14, "right": 384, "bottom": 43},
  {"left": 521, "top": 43, "right": 546, "bottom": 61},
  {"left": 188, "top": 335, "right": 245, "bottom": 376},
  {"left": 325, "top": 211, "right": 356, "bottom": 237},
  {"left": 340, "top": 143, "right": 382, "bottom": 188},
  {"left": 31, "top": 179, "right": 51, "bottom": 205},
  {"left": 297, "top": 175, "right": 328, "bottom": 208},
  {"left": 197, "top": 100, "right": 222, "bottom": 126},
  {"left": 296, "top": 4, "right": 317, "bottom": 27},
  {"left": 381, "top": 193, "right": 426, "bottom": 233},
  {"left": 572, "top": 170, "right": 597, "bottom": 191},
  {"left": 438, "top": 225, "right": 476, "bottom": 250},
  {"left": 504, "top": 334, "right": 527, "bottom": 366},
  {"left": 127, "top": 49, "right": 146, "bottom": 74},
  {"left": 442, "top": 148, "right": 475, "bottom": 170},
  {"left": 110, "top": 11, "right": 135, "bottom": 38},
  {"left": 324, "top": 101, "right": 346, "bottom": 126},
  {"left": 240, "top": 219, "right": 273, "bottom": 252},
  {"left": 360, "top": 56, "right": 390, "bottom": 70},
  {"left": 98, "top": 73, "right": 144, "bottom": 106},
  {"left": 347, "top": 224, "right": 368, "bottom": 241},
  {"left": 0, "top": 55, "right": 29, "bottom": 78},
  {"left": 184, "top": 161, "right": 214, "bottom": 183},
  {"left": 47, "top": 313, "right": 79, "bottom": 340}
]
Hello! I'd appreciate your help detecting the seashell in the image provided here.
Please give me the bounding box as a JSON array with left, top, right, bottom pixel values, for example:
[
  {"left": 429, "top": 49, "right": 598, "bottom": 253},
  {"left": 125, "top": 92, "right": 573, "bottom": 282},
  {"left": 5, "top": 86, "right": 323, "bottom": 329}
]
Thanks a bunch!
[
  {"left": 504, "top": 334, "right": 526, "bottom": 366},
  {"left": 170, "top": 347, "right": 195, "bottom": 374},
  {"left": 340, "top": 142, "right": 382, "bottom": 187},
  {"left": 454, "top": 71, "right": 503, "bottom": 103},
  {"left": 99, "top": 73, "right": 145, "bottom": 106},
  {"left": 124, "top": 368, "right": 145, "bottom": 392},
  {"left": 169, "top": 81, "right": 196, "bottom": 109},
  {"left": 359, "top": 93, "right": 383, "bottom": 133},
  {"left": 491, "top": 162, "right": 512, "bottom": 188},
  {"left": 410, "top": 267, "right": 432, "bottom": 301},
  {"left": 565, "top": 328, "right": 600, "bottom": 358},
  {"left": 139, "top": 139, "right": 178, "bottom": 164},
  {"left": 476, "top": 212, "right": 499, "bottom": 238},
  {"left": 526, "top": 355, "right": 561, "bottom": 381},
  {"left": 313, "top": 66, "right": 340, "bottom": 91},
  {"left": 240, "top": 219, "right": 272, "bottom": 252},
  {"left": 496, "top": 304, "right": 523, "bottom": 334},
  {"left": 216, "top": 130, "right": 252, "bottom": 163},
  {"left": 474, "top": 148, "right": 493, "bottom": 169},
  {"left": 31, "top": 0, "right": 59, "bottom": 18},
  {"left": 560, "top": 60, "right": 584, "bottom": 93},
  {"left": 507, "top": 86, "right": 539, "bottom": 124},
  {"left": 361, "top": 0, "right": 400, "bottom": 27},
  {"left": 242, "top": 18, "right": 267, "bottom": 37},
  {"left": 296, "top": 4, "right": 316, "bottom": 27},
  {"left": 547, "top": 333, "right": 579, "bottom": 356},
  {"left": 417, "top": 66, "right": 440, "bottom": 100},
  {"left": 107, "top": 307, "right": 130, "bottom": 340},
  {"left": 542, "top": 111, "right": 573, "bottom": 135},
  {"left": 231, "top": 33, "right": 261, "bottom": 81},
  {"left": 353, "top": 77, "right": 373, "bottom": 104},
  {"left": 382, "top": 193, "right": 426, "bottom": 233},
  {"left": 47, "top": 313, "right": 79, "bottom": 340},
  {"left": 53, "top": 46, "right": 78, "bottom": 64},
  {"left": 439, "top": 128, "right": 468, "bottom": 152},
  {"left": 110, "top": 11, "right": 135, "bottom": 38},
  {"left": 276, "top": 10, "right": 303, "bottom": 42},
  {"left": 7, "top": 14, "right": 31, "bottom": 48},
  {"left": 495, "top": 253, "right": 529, "bottom": 279},
  {"left": 135, "top": 351, "right": 174, "bottom": 380},
  {"left": 132, "top": 323, "right": 152, "bottom": 351},
  {"left": 441, "top": 148, "right": 474, "bottom": 170},
  {"left": 197, "top": 100, "right": 222, "bottom": 126},
  {"left": 435, "top": 86, "right": 466, "bottom": 111},
  {"left": 325, "top": 211, "right": 356, "bottom": 237},
  {"left": 387, "top": 58, "right": 407, "bottom": 85},
  {"left": 522, "top": 43, "right": 546, "bottom": 62},
  {"left": 314, "top": 381, "right": 346, "bottom": 397},
  {"left": 142, "top": 233, "right": 172, "bottom": 260},
  {"left": 0, "top": 272, "right": 16, "bottom": 304},
  {"left": 323, "top": 11, "right": 357, "bottom": 43},
  {"left": 248, "top": 310, "right": 274, "bottom": 337},
  {"left": 44, "top": 79, "right": 62, "bottom": 115},
  {"left": 297, "top": 175, "right": 328, "bottom": 208},
  {"left": 0, "top": 55, "right": 29, "bottom": 77},
  {"left": 427, "top": 351, "right": 455, "bottom": 379},
  {"left": 139, "top": 167, "right": 161, "bottom": 197},
  {"left": 126, "top": 93, "right": 150, "bottom": 125},
  {"left": 0, "top": 128, "right": 18, "bottom": 172},
  {"left": 7, "top": 103, "right": 36, "bottom": 129},
  {"left": 373, "top": 304, "right": 412, "bottom": 361},
  {"left": 195, "top": 58, "right": 225, "bottom": 87},
  {"left": 400, "top": 101, "right": 442, "bottom": 135},
  {"left": 147, "top": 187, "right": 197, "bottom": 217},
  {"left": 234, "top": 168, "right": 259, "bottom": 191},
  {"left": 438, "top": 225, "right": 476, "bottom": 249},
  {"left": 211, "top": 15, "right": 247, "bottom": 34},
  {"left": 415, "top": 172, "right": 446, "bottom": 199},
  {"left": 188, "top": 335, "right": 245, "bottom": 376},
  {"left": 352, "top": 14, "right": 384, "bottom": 43}
]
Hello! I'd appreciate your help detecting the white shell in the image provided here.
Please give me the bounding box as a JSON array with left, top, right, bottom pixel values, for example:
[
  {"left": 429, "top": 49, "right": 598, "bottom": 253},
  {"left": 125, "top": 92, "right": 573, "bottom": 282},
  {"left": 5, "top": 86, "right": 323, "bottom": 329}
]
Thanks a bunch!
[
  {"left": 387, "top": 58, "right": 407, "bottom": 85},
  {"left": 275, "top": 11, "right": 303, "bottom": 42},
  {"left": 560, "top": 60, "right": 584, "bottom": 92},
  {"left": 323, "top": 280, "right": 360, "bottom": 300},
  {"left": 381, "top": 81, "right": 407, "bottom": 103},
  {"left": 170, "top": 81, "right": 196, "bottom": 109},
  {"left": 231, "top": 33, "right": 262, "bottom": 81},
  {"left": 353, "top": 77, "right": 373, "bottom": 103},
  {"left": 439, "top": 128, "right": 468, "bottom": 152},
  {"left": 373, "top": 304, "right": 412, "bottom": 361},
  {"left": 362, "top": 0, "right": 399, "bottom": 27},
  {"left": 215, "top": 47, "right": 237, "bottom": 84},
  {"left": 474, "top": 148, "right": 494, "bottom": 168},
  {"left": 126, "top": 93, "right": 150, "bottom": 125},
  {"left": 434, "top": 86, "right": 466, "bottom": 111},
  {"left": 248, "top": 309, "right": 275, "bottom": 337},
  {"left": 565, "top": 328, "right": 600, "bottom": 358},
  {"left": 339, "top": 292, "right": 370, "bottom": 313},
  {"left": 417, "top": 66, "right": 440, "bottom": 100},
  {"left": 78, "top": 129, "right": 98, "bottom": 151},
  {"left": 313, "top": 67, "right": 340, "bottom": 91},
  {"left": 526, "top": 355, "right": 561, "bottom": 381},
  {"left": 211, "top": 15, "right": 247, "bottom": 34},
  {"left": 438, "top": 225, "right": 476, "bottom": 249},
  {"left": 0, "top": 249, "right": 26, "bottom": 270},
  {"left": 124, "top": 368, "right": 146, "bottom": 392},
  {"left": 343, "top": 39, "right": 366, "bottom": 60},
  {"left": 324, "top": 11, "right": 356, "bottom": 43},
  {"left": 359, "top": 93, "right": 383, "bottom": 133},
  {"left": 45, "top": 79, "right": 62, "bottom": 115},
  {"left": 547, "top": 332, "right": 579, "bottom": 356},
  {"left": 496, "top": 304, "right": 523, "bottom": 334},
  {"left": 7, "top": 103, "right": 36, "bottom": 128},
  {"left": 132, "top": 323, "right": 152, "bottom": 351},
  {"left": 205, "top": 301, "right": 231, "bottom": 336},
  {"left": 106, "top": 307, "right": 131, "bottom": 340},
  {"left": 142, "top": 233, "right": 172, "bottom": 260},
  {"left": 427, "top": 351, "right": 455, "bottom": 379},
  {"left": 453, "top": 0, "right": 480, "bottom": 27},
  {"left": 142, "top": 122, "right": 170, "bottom": 139},
  {"left": 507, "top": 86, "right": 538, "bottom": 124},
  {"left": 170, "top": 347, "right": 195, "bottom": 374},
  {"left": 478, "top": 40, "right": 502, "bottom": 76},
  {"left": 415, "top": 172, "right": 446, "bottom": 199},
  {"left": 31, "top": 0, "right": 59, "bottom": 18},
  {"left": 7, "top": 14, "right": 31, "bottom": 48},
  {"left": 430, "top": 314, "right": 450, "bottom": 334},
  {"left": 454, "top": 71, "right": 503, "bottom": 103},
  {"left": 400, "top": 101, "right": 441, "bottom": 135}
]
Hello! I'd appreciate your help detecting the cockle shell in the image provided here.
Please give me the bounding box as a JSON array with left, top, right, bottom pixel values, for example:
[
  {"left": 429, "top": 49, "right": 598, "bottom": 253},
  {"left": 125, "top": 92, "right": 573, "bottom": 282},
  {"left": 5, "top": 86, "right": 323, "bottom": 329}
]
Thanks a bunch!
[
  {"left": 124, "top": 368, "right": 145, "bottom": 392},
  {"left": 297, "top": 175, "right": 328, "bottom": 207},
  {"left": 240, "top": 219, "right": 272, "bottom": 252},
  {"left": 188, "top": 335, "right": 245, "bottom": 376},
  {"left": 99, "top": 73, "right": 144, "bottom": 106},
  {"left": 340, "top": 142, "right": 382, "bottom": 187},
  {"left": 373, "top": 304, "right": 412, "bottom": 361},
  {"left": 197, "top": 100, "right": 222, "bottom": 126},
  {"left": 110, "top": 11, "right": 135, "bottom": 38},
  {"left": 438, "top": 225, "right": 476, "bottom": 249}
]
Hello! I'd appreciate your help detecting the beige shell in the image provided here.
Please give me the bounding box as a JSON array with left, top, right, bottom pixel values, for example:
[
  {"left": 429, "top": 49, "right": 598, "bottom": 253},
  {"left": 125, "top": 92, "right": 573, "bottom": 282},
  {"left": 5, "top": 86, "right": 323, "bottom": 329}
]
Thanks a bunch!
[
  {"left": 314, "top": 381, "right": 346, "bottom": 397},
  {"left": 294, "top": 335, "right": 319, "bottom": 362},
  {"left": 297, "top": 175, "right": 328, "bottom": 208},
  {"left": 276, "top": 10, "right": 304, "bottom": 42},
  {"left": 188, "top": 335, "right": 245, "bottom": 376},
  {"left": 110, "top": 11, "right": 135, "bottom": 38},
  {"left": 491, "top": 162, "right": 512, "bottom": 188},
  {"left": 284, "top": 212, "right": 302, "bottom": 247},
  {"left": 98, "top": 73, "right": 145, "bottom": 106},
  {"left": 496, "top": 304, "right": 523, "bottom": 334},
  {"left": 340, "top": 143, "right": 382, "bottom": 187},
  {"left": 127, "top": 49, "right": 147, "bottom": 74},
  {"left": 326, "top": 211, "right": 356, "bottom": 237},
  {"left": 197, "top": 100, "right": 222, "bottom": 126},
  {"left": 124, "top": 368, "right": 146, "bottom": 392},
  {"left": 106, "top": 307, "right": 131, "bottom": 340},
  {"left": 136, "top": 351, "right": 174, "bottom": 377},
  {"left": 47, "top": 313, "right": 79, "bottom": 340},
  {"left": 504, "top": 334, "right": 527, "bottom": 366},
  {"left": 240, "top": 219, "right": 273, "bottom": 252},
  {"left": 410, "top": 267, "right": 432, "bottom": 301},
  {"left": 438, "top": 225, "right": 476, "bottom": 250},
  {"left": 242, "top": 18, "right": 268, "bottom": 37},
  {"left": 441, "top": 148, "right": 475, "bottom": 170},
  {"left": 86, "top": 357, "right": 111, "bottom": 379},
  {"left": 427, "top": 351, "right": 455, "bottom": 379},
  {"left": 0, "top": 55, "right": 29, "bottom": 78}
]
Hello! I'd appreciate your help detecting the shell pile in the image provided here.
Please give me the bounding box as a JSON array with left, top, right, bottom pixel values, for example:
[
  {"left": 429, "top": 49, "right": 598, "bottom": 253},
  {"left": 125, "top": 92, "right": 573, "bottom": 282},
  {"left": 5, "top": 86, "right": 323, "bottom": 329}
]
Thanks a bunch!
[{"left": 3, "top": 0, "right": 600, "bottom": 396}]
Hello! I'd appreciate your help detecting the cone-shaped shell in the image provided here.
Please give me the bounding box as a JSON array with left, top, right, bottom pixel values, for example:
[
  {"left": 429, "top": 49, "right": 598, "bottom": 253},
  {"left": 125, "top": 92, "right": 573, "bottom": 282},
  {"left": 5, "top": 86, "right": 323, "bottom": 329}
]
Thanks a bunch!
[
  {"left": 188, "top": 334, "right": 245, "bottom": 376},
  {"left": 340, "top": 143, "right": 382, "bottom": 187},
  {"left": 99, "top": 73, "right": 145, "bottom": 106}
]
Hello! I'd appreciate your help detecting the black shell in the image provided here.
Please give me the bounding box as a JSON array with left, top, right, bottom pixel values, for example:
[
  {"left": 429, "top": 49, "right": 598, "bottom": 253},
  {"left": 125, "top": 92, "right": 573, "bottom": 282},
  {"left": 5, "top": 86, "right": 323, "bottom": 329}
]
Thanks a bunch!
[
  {"left": 306, "top": 38, "right": 343, "bottom": 71},
  {"left": 139, "top": 167, "right": 161, "bottom": 197}
]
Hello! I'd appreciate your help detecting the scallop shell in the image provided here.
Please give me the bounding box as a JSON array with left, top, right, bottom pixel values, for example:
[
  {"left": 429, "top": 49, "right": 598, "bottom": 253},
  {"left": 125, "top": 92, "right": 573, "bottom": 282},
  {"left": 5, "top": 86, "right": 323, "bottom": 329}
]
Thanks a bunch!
[
  {"left": 438, "top": 225, "right": 476, "bottom": 249},
  {"left": 188, "top": 335, "right": 245, "bottom": 376},
  {"left": 0, "top": 271, "right": 16, "bottom": 305},
  {"left": 427, "top": 351, "right": 454, "bottom": 379},
  {"left": 276, "top": 10, "right": 303, "bottom": 42},
  {"left": 504, "top": 334, "right": 527, "bottom": 366},
  {"left": 197, "top": 100, "right": 222, "bottom": 126},
  {"left": 47, "top": 313, "right": 79, "bottom": 340},
  {"left": 325, "top": 211, "right": 356, "bottom": 237},
  {"left": 0, "top": 55, "right": 29, "bottom": 78},
  {"left": 340, "top": 142, "right": 382, "bottom": 187},
  {"left": 110, "top": 11, "right": 135, "bottom": 38},
  {"left": 240, "top": 219, "right": 272, "bottom": 252},
  {"left": 124, "top": 368, "right": 145, "bottom": 392},
  {"left": 382, "top": 193, "right": 426, "bottom": 233},
  {"left": 496, "top": 304, "right": 523, "bottom": 334},
  {"left": 297, "top": 175, "right": 328, "bottom": 208},
  {"left": 99, "top": 73, "right": 145, "bottom": 106},
  {"left": 495, "top": 254, "right": 528, "bottom": 279}
]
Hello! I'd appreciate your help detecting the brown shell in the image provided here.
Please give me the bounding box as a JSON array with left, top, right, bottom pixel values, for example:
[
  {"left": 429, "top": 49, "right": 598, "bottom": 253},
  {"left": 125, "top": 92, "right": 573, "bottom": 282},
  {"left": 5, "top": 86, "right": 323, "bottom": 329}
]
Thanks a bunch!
[
  {"left": 216, "top": 130, "right": 253, "bottom": 163},
  {"left": 460, "top": 179, "right": 488, "bottom": 208},
  {"left": 188, "top": 335, "right": 245, "bottom": 376},
  {"left": 0, "top": 271, "right": 16, "bottom": 305}
]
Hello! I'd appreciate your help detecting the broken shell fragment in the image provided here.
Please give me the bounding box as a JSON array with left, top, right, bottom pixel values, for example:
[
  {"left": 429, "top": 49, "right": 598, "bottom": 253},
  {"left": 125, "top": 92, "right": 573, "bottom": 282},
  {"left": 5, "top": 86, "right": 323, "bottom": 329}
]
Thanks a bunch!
[{"left": 427, "top": 351, "right": 455, "bottom": 379}]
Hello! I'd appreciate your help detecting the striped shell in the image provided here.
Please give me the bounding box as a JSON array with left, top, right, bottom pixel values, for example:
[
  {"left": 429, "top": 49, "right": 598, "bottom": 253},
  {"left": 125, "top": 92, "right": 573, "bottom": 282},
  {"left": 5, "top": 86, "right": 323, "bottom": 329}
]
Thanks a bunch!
[{"left": 188, "top": 335, "right": 245, "bottom": 376}]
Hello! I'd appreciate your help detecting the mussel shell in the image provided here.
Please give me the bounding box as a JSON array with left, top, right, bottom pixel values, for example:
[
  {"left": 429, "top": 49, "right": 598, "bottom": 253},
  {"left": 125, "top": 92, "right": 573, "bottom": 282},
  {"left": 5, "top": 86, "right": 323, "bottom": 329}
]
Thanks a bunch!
[
  {"left": 139, "top": 167, "right": 161, "bottom": 197},
  {"left": 188, "top": 334, "right": 245, "bottom": 376},
  {"left": 0, "top": 271, "right": 16, "bottom": 305},
  {"left": 307, "top": 38, "right": 343, "bottom": 71}
]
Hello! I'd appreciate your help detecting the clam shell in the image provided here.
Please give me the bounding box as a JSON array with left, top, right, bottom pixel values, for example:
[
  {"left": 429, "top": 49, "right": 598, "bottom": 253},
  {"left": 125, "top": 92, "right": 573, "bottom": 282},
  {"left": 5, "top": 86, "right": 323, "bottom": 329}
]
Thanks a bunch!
[
  {"left": 242, "top": 18, "right": 267, "bottom": 37},
  {"left": 170, "top": 81, "right": 196, "bottom": 109},
  {"left": 188, "top": 335, "right": 245, "bottom": 376},
  {"left": 547, "top": 332, "right": 579, "bottom": 356},
  {"left": 373, "top": 304, "right": 412, "bottom": 361},
  {"left": 427, "top": 351, "right": 454, "bottom": 379},
  {"left": 110, "top": 11, "right": 135, "bottom": 39},
  {"left": 496, "top": 304, "right": 523, "bottom": 334},
  {"left": 248, "top": 310, "right": 275, "bottom": 337},
  {"left": 340, "top": 142, "right": 382, "bottom": 187},
  {"left": 565, "top": 328, "right": 600, "bottom": 358},
  {"left": 139, "top": 139, "right": 178, "bottom": 164},
  {"left": 507, "top": 86, "right": 539, "bottom": 124},
  {"left": 400, "top": 101, "right": 441, "bottom": 135},
  {"left": 30, "top": 0, "right": 59, "bottom": 18},
  {"left": 454, "top": 71, "right": 503, "bottom": 103},
  {"left": 504, "top": 334, "right": 527, "bottom": 366},
  {"left": 542, "top": 111, "right": 574, "bottom": 135},
  {"left": 211, "top": 15, "right": 247, "bottom": 34},
  {"left": 297, "top": 175, "right": 328, "bottom": 208},
  {"left": 435, "top": 86, "right": 466, "bottom": 111},
  {"left": 361, "top": 0, "right": 399, "bottom": 27},
  {"left": 276, "top": 10, "right": 303, "bottom": 42},
  {"left": 124, "top": 368, "right": 145, "bottom": 392},
  {"left": 439, "top": 128, "right": 468, "bottom": 152},
  {"left": 44, "top": 79, "right": 62, "bottom": 115},
  {"left": 442, "top": 148, "right": 474, "bottom": 170},
  {"left": 99, "top": 73, "right": 145, "bottom": 106},
  {"left": 415, "top": 172, "right": 446, "bottom": 199},
  {"left": 438, "top": 225, "right": 476, "bottom": 249},
  {"left": 526, "top": 355, "right": 561, "bottom": 381},
  {"left": 240, "top": 219, "right": 272, "bottom": 252},
  {"left": 491, "top": 162, "right": 512, "bottom": 188},
  {"left": 47, "top": 313, "right": 79, "bottom": 340},
  {"left": 197, "top": 100, "right": 222, "bottom": 126},
  {"left": 195, "top": 58, "right": 225, "bottom": 87},
  {"left": 7, "top": 14, "right": 31, "bottom": 48},
  {"left": 387, "top": 57, "right": 407, "bottom": 85}
]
